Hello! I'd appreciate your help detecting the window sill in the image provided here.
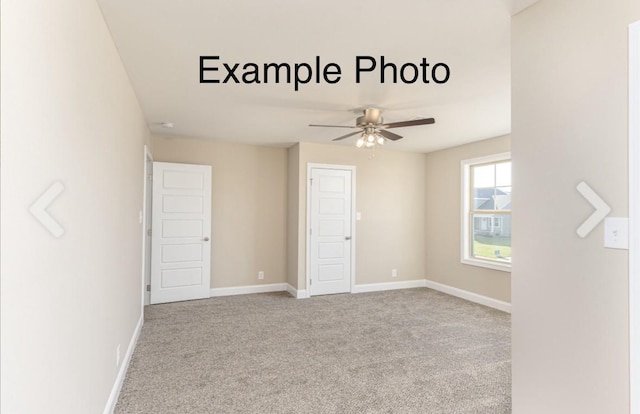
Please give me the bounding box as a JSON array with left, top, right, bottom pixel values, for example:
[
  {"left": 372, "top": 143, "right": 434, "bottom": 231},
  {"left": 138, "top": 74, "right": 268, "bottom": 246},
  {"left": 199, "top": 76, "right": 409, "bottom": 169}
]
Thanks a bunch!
[{"left": 461, "top": 258, "right": 511, "bottom": 273}]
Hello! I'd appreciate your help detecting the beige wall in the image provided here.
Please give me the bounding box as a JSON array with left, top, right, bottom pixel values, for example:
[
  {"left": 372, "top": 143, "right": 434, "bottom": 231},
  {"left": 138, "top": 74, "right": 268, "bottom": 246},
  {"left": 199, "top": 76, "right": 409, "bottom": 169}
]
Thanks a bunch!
[
  {"left": 151, "top": 136, "right": 288, "bottom": 288},
  {"left": 293, "top": 142, "right": 428, "bottom": 290},
  {"left": 512, "top": 1, "right": 639, "bottom": 413},
  {"left": 425, "top": 135, "right": 511, "bottom": 302},
  {"left": 1, "top": 0, "right": 149, "bottom": 412}
]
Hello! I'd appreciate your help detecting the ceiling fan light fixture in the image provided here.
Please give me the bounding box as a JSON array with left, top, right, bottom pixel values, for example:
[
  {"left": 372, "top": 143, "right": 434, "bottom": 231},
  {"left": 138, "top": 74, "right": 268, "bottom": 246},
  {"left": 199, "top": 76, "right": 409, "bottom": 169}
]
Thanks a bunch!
[
  {"left": 356, "top": 137, "right": 365, "bottom": 148},
  {"left": 377, "top": 136, "right": 385, "bottom": 145}
]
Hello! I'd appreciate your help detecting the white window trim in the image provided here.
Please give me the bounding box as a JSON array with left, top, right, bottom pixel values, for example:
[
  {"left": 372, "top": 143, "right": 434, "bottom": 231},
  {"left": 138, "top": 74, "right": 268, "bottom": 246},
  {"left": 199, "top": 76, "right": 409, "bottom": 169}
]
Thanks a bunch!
[{"left": 460, "top": 152, "right": 511, "bottom": 272}]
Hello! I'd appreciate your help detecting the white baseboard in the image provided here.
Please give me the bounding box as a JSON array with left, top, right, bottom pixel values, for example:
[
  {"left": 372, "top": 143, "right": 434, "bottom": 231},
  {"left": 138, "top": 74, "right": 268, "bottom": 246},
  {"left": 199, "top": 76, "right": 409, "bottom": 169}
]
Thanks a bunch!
[
  {"left": 352, "top": 279, "right": 427, "bottom": 294},
  {"left": 208, "top": 283, "right": 307, "bottom": 298},
  {"left": 206, "top": 280, "right": 511, "bottom": 315},
  {"left": 103, "top": 313, "right": 143, "bottom": 414},
  {"left": 210, "top": 283, "right": 287, "bottom": 297},
  {"left": 424, "top": 279, "right": 511, "bottom": 313},
  {"left": 286, "top": 284, "right": 309, "bottom": 299}
]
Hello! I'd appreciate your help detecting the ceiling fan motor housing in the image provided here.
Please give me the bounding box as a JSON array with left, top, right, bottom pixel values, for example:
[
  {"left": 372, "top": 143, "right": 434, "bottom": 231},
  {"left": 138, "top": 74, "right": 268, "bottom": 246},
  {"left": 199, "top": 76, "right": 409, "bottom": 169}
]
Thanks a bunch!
[{"left": 357, "top": 108, "right": 383, "bottom": 126}]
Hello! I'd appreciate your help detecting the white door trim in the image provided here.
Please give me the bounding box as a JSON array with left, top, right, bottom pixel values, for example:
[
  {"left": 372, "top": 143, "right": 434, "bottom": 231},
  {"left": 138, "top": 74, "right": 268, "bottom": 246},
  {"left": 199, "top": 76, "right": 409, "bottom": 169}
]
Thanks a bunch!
[
  {"left": 629, "top": 20, "right": 640, "bottom": 414},
  {"left": 141, "top": 145, "right": 153, "bottom": 309},
  {"left": 306, "top": 163, "right": 356, "bottom": 296}
]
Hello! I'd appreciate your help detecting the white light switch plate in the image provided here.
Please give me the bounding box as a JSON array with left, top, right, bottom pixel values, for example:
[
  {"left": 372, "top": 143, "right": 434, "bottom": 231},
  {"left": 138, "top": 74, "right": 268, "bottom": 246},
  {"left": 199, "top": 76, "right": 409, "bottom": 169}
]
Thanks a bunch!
[
  {"left": 356, "top": 212, "right": 362, "bottom": 221},
  {"left": 604, "top": 217, "right": 629, "bottom": 249}
]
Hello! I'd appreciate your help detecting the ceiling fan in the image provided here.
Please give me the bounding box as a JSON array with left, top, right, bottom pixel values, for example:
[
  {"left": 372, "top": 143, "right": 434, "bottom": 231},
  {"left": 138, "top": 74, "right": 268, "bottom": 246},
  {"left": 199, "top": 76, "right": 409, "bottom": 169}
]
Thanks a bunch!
[{"left": 309, "top": 108, "right": 435, "bottom": 147}]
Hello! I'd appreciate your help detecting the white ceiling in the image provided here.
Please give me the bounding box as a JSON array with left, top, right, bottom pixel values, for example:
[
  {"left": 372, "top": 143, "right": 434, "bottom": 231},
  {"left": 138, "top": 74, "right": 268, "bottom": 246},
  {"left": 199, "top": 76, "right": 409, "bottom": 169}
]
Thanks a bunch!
[{"left": 97, "top": 0, "right": 537, "bottom": 153}]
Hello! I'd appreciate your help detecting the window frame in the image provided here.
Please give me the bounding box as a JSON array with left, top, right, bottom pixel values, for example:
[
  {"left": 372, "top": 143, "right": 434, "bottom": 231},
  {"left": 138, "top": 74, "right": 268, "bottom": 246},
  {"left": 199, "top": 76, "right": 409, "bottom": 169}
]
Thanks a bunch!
[{"left": 460, "top": 152, "right": 512, "bottom": 272}]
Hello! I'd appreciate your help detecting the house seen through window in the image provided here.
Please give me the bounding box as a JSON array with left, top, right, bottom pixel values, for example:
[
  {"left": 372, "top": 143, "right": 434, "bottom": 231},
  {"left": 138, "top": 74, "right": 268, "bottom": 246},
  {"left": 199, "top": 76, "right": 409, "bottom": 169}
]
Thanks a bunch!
[{"left": 461, "top": 153, "right": 511, "bottom": 271}]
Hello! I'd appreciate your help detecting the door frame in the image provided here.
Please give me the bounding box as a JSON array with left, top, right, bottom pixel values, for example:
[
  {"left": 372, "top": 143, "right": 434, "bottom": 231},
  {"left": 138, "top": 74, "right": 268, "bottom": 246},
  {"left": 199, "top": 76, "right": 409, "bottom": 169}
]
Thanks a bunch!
[
  {"left": 141, "top": 145, "right": 153, "bottom": 309},
  {"left": 306, "top": 163, "right": 357, "bottom": 296},
  {"left": 629, "top": 20, "right": 640, "bottom": 414}
]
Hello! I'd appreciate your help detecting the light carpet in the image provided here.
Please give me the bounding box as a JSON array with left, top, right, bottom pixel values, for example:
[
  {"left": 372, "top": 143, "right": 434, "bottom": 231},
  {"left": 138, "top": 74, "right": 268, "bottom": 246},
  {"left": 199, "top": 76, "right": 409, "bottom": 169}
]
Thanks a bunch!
[{"left": 115, "top": 288, "right": 511, "bottom": 413}]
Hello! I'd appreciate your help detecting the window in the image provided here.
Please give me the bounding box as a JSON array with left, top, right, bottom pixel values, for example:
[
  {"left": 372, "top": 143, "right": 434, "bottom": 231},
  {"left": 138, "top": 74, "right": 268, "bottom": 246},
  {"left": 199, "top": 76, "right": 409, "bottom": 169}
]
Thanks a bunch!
[{"left": 461, "top": 153, "right": 511, "bottom": 272}]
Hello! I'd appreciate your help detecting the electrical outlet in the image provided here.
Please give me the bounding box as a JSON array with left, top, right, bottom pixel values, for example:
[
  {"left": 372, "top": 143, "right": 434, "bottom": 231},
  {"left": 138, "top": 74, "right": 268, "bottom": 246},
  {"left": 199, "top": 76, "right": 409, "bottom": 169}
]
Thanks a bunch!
[
  {"left": 116, "top": 344, "right": 121, "bottom": 367},
  {"left": 258, "top": 271, "right": 264, "bottom": 280},
  {"left": 391, "top": 269, "right": 397, "bottom": 278}
]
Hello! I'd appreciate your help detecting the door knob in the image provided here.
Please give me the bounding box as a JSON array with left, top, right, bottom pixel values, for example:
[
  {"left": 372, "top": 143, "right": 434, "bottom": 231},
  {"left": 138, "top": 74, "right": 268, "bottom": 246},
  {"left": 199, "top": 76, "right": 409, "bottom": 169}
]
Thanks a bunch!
[
  {"left": 203, "top": 237, "right": 210, "bottom": 242},
  {"left": 345, "top": 236, "right": 352, "bottom": 240}
]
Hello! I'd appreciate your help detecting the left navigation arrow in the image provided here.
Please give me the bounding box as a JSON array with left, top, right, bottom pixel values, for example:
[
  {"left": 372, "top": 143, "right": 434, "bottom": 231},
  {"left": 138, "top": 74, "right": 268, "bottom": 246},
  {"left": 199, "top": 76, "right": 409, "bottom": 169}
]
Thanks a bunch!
[{"left": 29, "top": 181, "right": 65, "bottom": 238}]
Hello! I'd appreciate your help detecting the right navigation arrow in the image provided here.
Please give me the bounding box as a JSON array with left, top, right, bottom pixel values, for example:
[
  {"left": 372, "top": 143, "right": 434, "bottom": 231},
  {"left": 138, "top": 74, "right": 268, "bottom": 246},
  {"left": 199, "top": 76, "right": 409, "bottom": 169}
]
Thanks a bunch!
[{"left": 576, "top": 181, "right": 611, "bottom": 238}]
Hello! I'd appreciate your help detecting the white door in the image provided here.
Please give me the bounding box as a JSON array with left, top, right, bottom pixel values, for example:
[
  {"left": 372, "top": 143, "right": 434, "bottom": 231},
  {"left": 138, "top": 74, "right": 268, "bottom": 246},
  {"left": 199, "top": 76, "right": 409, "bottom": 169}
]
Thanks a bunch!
[
  {"left": 151, "top": 162, "right": 212, "bottom": 304},
  {"left": 309, "top": 167, "right": 353, "bottom": 296}
]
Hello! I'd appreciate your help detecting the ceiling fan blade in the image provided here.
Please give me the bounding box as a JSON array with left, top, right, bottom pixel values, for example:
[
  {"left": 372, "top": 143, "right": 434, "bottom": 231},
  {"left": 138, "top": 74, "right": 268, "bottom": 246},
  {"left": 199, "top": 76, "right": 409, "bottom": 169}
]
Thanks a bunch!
[
  {"left": 309, "top": 124, "right": 359, "bottom": 129},
  {"left": 382, "top": 118, "right": 435, "bottom": 129},
  {"left": 332, "top": 131, "right": 362, "bottom": 141},
  {"left": 378, "top": 129, "right": 403, "bottom": 141}
]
